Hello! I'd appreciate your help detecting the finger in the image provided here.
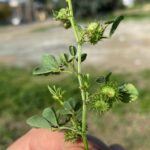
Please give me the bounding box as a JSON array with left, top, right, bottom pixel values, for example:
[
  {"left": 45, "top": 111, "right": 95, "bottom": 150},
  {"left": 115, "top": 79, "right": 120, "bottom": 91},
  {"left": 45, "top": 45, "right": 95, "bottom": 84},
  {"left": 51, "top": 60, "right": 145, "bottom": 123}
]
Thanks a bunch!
[{"left": 7, "top": 129, "right": 102, "bottom": 150}]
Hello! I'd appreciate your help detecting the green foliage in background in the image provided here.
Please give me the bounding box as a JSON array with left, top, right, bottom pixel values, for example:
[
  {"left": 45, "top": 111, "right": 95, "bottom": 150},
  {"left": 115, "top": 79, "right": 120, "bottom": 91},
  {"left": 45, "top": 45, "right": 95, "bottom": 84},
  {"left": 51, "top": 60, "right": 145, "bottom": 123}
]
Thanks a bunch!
[
  {"left": 50, "top": 0, "right": 123, "bottom": 18},
  {"left": 0, "top": 67, "right": 150, "bottom": 150},
  {"left": 0, "top": 4, "right": 11, "bottom": 21},
  {"left": 135, "top": 0, "right": 150, "bottom": 3},
  {"left": 72, "top": 0, "right": 123, "bottom": 17}
]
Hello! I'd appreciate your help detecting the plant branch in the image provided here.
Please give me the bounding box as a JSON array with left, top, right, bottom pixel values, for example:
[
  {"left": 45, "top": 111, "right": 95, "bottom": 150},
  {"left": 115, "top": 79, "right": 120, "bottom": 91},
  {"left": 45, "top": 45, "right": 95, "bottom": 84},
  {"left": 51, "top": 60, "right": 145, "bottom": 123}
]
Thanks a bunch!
[{"left": 66, "top": 0, "right": 89, "bottom": 149}]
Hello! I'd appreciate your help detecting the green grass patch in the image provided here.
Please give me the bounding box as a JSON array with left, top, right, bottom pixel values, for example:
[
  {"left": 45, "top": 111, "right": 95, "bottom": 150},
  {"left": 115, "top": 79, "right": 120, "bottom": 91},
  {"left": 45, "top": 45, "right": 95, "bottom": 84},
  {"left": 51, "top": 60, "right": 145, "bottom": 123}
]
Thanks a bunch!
[{"left": 0, "top": 66, "right": 150, "bottom": 149}]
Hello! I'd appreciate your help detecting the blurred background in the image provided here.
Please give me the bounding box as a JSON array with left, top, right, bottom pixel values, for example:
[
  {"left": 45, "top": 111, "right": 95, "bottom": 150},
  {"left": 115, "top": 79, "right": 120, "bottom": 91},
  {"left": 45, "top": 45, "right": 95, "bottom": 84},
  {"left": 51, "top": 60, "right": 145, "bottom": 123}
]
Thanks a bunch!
[{"left": 0, "top": 0, "right": 150, "bottom": 150}]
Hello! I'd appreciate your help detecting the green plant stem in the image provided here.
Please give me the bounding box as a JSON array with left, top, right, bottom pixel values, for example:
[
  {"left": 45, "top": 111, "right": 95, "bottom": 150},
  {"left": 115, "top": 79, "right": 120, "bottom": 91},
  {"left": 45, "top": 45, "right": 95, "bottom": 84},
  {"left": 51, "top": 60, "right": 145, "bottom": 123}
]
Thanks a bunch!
[
  {"left": 67, "top": 0, "right": 79, "bottom": 43},
  {"left": 66, "top": 0, "right": 89, "bottom": 150}
]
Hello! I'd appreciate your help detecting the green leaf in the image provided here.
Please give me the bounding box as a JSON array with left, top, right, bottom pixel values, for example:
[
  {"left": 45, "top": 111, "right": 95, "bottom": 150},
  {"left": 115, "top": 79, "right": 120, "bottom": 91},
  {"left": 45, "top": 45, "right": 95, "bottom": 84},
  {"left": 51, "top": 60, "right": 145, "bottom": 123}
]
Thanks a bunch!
[
  {"left": 105, "top": 72, "right": 112, "bottom": 83},
  {"left": 81, "top": 74, "right": 90, "bottom": 89},
  {"left": 64, "top": 53, "right": 69, "bottom": 62},
  {"left": 57, "top": 108, "right": 72, "bottom": 115},
  {"left": 110, "top": 15, "right": 124, "bottom": 37},
  {"left": 42, "top": 108, "right": 59, "bottom": 127},
  {"left": 69, "top": 46, "right": 77, "bottom": 56},
  {"left": 64, "top": 100, "right": 74, "bottom": 112},
  {"left": 96, "top": 72, "right": 112, "bottom": 84},
  {"left": 26, "top": 115, "right": 51, "bottom": 128},
  {"left": 76, "top": 53, "right": 87, "bottom": 62},
  {"left": 96, "top": 76, "right": 105, "bottom": 84},
  {"left": 76, "top": 108, "right": 82, "bottom": 121},
  {"left": 60, "top": 53, "right": 69, "bottom": 66},
  {"left": 81, "top": 53, "right": 87, "bottom": 62},
  {"left": 105, "top": 20, "right": 114, "bottom": 25},
  {"left": 56, "top": 109, "right": 71, "bottom": 125},
  {"left": 68, "top": 57, "right": 74, "bottom": 63},
  {"left": 64, "top": 99, "right": 81, "bottom": 112},
  {"left": 33, "top": 55, "right": 61, "bottom": 75}
]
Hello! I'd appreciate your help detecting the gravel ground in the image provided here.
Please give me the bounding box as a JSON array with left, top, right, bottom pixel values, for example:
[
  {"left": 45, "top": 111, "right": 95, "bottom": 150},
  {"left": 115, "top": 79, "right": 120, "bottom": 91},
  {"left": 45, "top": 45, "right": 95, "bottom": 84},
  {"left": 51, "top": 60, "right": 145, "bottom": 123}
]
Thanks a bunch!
[{"left": 0, "top": 20, "right": 150, "bottom": 72}]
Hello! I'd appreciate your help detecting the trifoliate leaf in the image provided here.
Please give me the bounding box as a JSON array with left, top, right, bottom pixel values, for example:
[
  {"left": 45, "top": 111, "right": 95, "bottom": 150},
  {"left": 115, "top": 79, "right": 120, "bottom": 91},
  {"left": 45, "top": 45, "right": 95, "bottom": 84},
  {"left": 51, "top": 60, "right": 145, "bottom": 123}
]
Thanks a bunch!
[
  {"left": 33, "top": 55, "right": 61, "bottom": 75},
  {"left": 42, "top": 108, "right": 58, "bottom": 127},
  {"left": 69, "top": 46, "right": 77, "bottom": 56},
  {"left": 26, "top": 115, "right": 51, "bottom": 128},
  {"left": 110, "top": 15, "right": 124, "bottom": 37}
]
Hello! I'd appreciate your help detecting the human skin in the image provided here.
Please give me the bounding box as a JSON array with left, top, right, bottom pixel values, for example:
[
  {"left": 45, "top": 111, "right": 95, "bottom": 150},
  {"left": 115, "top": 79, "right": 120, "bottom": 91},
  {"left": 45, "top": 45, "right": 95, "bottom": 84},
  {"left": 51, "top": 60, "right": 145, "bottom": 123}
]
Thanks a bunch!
[{"left": 7, "top": 128, "right": 101, "bottom": 150}]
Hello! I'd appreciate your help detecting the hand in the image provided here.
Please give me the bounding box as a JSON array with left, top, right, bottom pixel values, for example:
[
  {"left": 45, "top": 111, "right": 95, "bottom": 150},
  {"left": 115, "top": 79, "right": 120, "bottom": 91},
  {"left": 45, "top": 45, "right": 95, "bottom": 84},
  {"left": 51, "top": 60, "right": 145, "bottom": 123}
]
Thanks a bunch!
[{"left": 7, "top": 128, "right": 101, "bottom": 150}]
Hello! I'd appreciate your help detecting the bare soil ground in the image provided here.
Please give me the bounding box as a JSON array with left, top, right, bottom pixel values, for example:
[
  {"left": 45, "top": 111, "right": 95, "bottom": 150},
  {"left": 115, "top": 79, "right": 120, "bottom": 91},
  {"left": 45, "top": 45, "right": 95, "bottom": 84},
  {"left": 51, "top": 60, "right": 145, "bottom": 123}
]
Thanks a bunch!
[{"left": 0, "top": 20, "right": 150, "bottom": 72}]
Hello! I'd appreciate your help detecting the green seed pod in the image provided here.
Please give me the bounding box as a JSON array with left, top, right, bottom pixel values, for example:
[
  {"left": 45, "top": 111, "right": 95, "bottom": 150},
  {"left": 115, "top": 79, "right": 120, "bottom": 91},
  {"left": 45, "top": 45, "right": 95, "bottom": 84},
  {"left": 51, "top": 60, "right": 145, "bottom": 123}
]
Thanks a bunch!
[
  {"left": 119, "top": 83, "right": 139, "bottom": 103},
  {"left": 86, "top": 22, "right": 104, "bottom": 44},
  {"left": 54, "top": 8, "right": 71, "bottom": 29},
  {"left": 90, "top": 81, "right": 120, "bottom": 113},
  {"left": 90, "top": 93, "right": 111, "bottom": 113},
  {"left": 87, "top": 22, "right": 99, "bottom": 31},
  {"left": 101, "top": 86, "right": 116, "bottom": 98},
  {"left": 93, "top": 100, "right": 109, "bottom": 113},
  {"left": 63, "top": 20, "right": 71, "bottom": 29}
]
